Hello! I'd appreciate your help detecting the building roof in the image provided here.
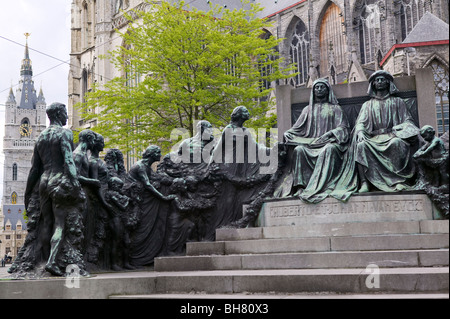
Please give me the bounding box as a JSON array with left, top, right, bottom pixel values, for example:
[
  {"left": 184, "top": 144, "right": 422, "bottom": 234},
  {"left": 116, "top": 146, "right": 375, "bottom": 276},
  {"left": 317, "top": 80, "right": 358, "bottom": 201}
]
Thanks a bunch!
[
  {"left": 380, "top": 12, "right": 449, "bottom": 67},
  {"left": 260, "top": 0, "right": 307, "bottom": 18},
  {"left": 402, "top": 12, "right": 449, "bottom": 44},
  {"left": 2, "top": 205, "right": 27, "bottom": 231}
]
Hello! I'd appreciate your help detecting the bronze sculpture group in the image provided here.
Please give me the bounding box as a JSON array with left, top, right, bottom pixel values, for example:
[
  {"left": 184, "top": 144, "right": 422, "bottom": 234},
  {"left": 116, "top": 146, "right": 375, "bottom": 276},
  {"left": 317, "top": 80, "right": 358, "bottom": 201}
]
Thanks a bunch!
[{"left": 8, "top": 71, "right": 449, "bottom": 277}]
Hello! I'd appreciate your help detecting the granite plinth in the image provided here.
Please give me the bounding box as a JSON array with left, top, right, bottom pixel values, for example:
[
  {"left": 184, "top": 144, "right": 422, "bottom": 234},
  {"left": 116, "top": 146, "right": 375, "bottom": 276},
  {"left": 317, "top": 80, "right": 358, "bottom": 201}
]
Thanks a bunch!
[{"left": 257, "top": 193, "right": 438, "bottom": 227}]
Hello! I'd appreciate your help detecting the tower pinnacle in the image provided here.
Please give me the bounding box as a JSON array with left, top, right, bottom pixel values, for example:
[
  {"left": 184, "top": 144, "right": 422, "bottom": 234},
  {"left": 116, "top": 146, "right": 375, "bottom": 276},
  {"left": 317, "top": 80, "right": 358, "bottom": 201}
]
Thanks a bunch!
[{"left": 21, "top": 33, "right": 33, "bottom": 76}]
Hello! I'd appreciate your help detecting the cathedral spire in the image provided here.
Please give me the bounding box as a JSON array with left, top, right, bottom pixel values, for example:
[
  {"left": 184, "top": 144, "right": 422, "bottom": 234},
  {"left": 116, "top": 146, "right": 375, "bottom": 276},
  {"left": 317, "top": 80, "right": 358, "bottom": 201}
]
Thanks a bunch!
[{"left": 20, "top": 33, "right": 33, "bottom": 76}]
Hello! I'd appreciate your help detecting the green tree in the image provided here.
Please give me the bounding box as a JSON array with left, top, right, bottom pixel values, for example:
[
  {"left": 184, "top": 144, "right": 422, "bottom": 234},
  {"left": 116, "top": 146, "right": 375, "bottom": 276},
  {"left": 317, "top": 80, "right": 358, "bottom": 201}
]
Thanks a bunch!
[{"left": 77, "top": 0, "right": 295, "bottom": 154}]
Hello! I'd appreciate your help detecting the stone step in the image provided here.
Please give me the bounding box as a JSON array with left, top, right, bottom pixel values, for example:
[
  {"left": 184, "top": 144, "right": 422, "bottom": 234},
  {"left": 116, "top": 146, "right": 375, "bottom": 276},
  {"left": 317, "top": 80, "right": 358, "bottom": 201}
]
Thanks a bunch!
[
  {"left": 155, "top": 249, "right": 449, "bottom": 272},
  {"left": 1, "top": 267, "right": 447, "bottom": 298},
  {"left": 186, "top": 233, "right": 449, "bottom": 256},
  {"left": 124, "top": 267, "right": 450, "bottom": 295},
  {"left": 156, "top": 267, "right": 449, "bottom": 295},
  {"left": 216, "top": 220, "right": 449, "bottom": 241}
]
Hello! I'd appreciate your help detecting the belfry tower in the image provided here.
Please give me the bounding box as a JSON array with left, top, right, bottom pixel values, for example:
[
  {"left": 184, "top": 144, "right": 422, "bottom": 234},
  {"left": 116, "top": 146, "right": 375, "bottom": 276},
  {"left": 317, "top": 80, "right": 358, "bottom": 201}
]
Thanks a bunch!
[{"left": 0, "top": 34, "right": 47, "bottom": 257}]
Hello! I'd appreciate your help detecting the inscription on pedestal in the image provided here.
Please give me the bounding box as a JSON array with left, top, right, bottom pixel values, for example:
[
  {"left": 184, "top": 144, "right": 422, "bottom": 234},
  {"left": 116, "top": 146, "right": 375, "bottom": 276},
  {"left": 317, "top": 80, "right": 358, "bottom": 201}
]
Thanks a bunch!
[
  {"left": 269, "top": 199, "right": 425, "bottom": 218},
  {"left": 258, "top": 194, "right": 434, "bottom": 227}
]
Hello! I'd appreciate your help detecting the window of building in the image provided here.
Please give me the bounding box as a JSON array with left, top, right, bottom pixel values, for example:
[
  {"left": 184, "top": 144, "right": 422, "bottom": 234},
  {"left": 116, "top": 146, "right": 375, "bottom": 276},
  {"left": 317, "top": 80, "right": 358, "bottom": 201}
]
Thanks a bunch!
[
  {"left": 429, "top": 60, "right": 449, "bottom": 135},
  {"left": 357, "top": 0, "right": 382, "bottom": 65},
  {"left": 81, "top": 68, "right": 94, "bottom": 118},
  {"left": 259, "top": 31, "right": 278, "bottom": 92},
  {"left": 12, "top": 163, "right": 17, "bottom": 181},
  {"left": 123, "top": 43, "right": 142, "bottom": 170},
  {"left": 319, "top": 3, "right": 348, "bottom": 83},
  {"left": 11, "top": 192, "right": 17, "bottom": 204},
  {"left": 124, "top": 44, "right": 141, "bottom": 89},
  {"left": 399, "top": 0, "right": 426, "bottom": 41},
  {"left": 115, "top": 0, "right": 123, "bottom": 14},
  {"left": 82, "top": 69, "right": 88, "bottom": 103},
  {"left": 289, "top": 19, "right": 310, "bottom": 87},
  {"left": 82, "top": 1, "right": 93, "bottom": 49}
]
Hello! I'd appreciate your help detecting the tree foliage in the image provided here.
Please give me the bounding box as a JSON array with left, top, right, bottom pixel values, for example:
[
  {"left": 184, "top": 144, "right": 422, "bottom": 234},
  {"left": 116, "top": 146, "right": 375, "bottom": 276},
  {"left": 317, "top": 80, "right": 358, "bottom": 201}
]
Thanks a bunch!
[{"left": 77, "top": 0, "right": 295, "bottom": 154}]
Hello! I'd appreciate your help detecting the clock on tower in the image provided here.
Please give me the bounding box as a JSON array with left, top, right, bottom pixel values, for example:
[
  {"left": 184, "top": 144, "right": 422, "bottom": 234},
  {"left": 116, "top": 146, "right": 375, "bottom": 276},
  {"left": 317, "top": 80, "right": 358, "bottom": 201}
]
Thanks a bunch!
[{"left": 19, "top": 123, "right": 32, "bottom": 137}]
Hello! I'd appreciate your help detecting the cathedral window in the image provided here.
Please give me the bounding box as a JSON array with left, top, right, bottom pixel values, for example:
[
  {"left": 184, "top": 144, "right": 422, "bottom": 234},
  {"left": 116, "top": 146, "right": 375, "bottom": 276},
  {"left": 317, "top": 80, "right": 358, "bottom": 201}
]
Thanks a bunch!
[
  {"left": 399, "top": 0, "right": 425, "bottom": 41},
  {"left": 429, "top": 60, "right": 449, "bottom": 135},
  {"left": 82, "top": 69, "right": 88, "bottom": 103},
  {"left": 123, "top": 43, "right": 142, "bottom": 170},
  {"left": 82, "top": 1, "right": 94, "bottom": 49},
  {"left": 356, "top": 0, "right": 383, "bottom": 65},
  {"left": 319, "top": 2, "right": 348, "bottom": 82},
  {"left": 12, "top": 164, "right": 18, "bottom": 181},
  {"left": 115, "top": 0, "right": 123, "bottom": 14},
  {"left": 124, "top": 44, "right": 141, "bottom": 89},
  {"left": 289, "top": 19, "right": 310, "bottom": 87},
  {"left": 259, "top": 31, "right": 277, "bottom": 91}
]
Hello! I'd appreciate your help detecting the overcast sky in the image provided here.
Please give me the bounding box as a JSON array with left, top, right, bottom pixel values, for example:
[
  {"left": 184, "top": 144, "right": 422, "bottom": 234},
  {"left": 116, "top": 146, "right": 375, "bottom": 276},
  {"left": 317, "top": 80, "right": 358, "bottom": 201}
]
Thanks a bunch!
[{"left": 0, "top": 0, "right": 72, "bottom": 199}]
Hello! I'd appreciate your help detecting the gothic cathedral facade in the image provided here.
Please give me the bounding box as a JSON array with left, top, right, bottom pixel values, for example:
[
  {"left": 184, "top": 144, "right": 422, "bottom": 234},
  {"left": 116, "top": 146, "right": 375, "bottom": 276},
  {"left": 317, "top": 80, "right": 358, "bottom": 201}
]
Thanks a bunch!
[{"left": 67, "top": 0, "right": 449, "bottom": 142}]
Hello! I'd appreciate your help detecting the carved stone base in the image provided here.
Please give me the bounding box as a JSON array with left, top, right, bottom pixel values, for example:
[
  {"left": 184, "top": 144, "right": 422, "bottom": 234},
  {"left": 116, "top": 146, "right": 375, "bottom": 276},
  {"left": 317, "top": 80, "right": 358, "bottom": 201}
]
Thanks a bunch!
[{"left": 257, "top": 192, "right": 440, "bottom": 227}]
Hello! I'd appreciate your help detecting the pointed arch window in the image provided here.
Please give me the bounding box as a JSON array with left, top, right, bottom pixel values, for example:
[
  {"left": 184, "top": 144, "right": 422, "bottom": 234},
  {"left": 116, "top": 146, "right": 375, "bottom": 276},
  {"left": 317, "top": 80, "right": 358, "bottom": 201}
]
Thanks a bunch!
[
  {"left": 122, "top": 42, "right": 142, "bottom": 170},
  {"left": 82, "top": 1, "right": 94, "bottom": 49},
  {"left": 399, "top": 0, "right": 426, "bottom": 41},
  {"left": 357, "top": 0, "right": 383, "bottom": 65},
  {"left": 82, "top": 68, "right": 88, "bottom": 103},
  {"left": 259, "top": 31, "right": 278, "bottom": 91},
  {"left": 11, "top": 192, "right": 17, "bottom": 204},
  {"left": 319, "top": 3, "right": 348, "bottom": 82},
  {"left": 429, "top": 60, "right": 449, "bottom": 135},
  {"left": 289, "top": 19, "right": 310, "bottom": 87},
  {"left": 124, "top": 44, "right": 141, "bottom": 89},
  {"left": 12, "top": 163, "right": 18, "bottom": 181},
  {"left": 115, "top": 0, "right": 123, "bottom": 14}
]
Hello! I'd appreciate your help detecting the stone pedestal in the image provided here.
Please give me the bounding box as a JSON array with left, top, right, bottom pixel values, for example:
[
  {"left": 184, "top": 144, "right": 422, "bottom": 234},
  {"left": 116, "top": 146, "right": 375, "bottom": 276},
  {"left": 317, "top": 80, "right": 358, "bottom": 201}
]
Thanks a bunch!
[{"left": 257, "top": 192, "right": 438, "bottom": 227}]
